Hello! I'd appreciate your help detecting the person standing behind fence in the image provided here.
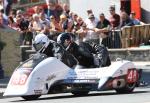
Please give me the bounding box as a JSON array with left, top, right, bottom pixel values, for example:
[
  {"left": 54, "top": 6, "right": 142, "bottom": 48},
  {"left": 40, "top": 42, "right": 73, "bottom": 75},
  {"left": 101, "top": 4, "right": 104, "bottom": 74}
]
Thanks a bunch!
[
  {"left": 109, "top": 6, "right": 120, "bottom": 29},
  {"left": 130, "top": 11, "right": 145, "bottom": 25},
  {"left": 120, "top": 11, "right": 134, "bottom": 27},
  {"left": 84, "top": 13, "right": 99, "bottom": 44},
  {"left": 94, "top": 13, "right": 111, "bottom": 48},
  {"left": 109, "top": 6, "right": 121, "bottom": 48}
]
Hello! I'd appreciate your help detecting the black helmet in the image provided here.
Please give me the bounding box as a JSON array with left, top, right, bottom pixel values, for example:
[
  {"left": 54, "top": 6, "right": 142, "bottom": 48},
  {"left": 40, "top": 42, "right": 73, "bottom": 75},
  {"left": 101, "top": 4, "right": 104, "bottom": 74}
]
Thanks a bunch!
[{"left": 57, "top": 33, "right": 72, "bottom": 44}]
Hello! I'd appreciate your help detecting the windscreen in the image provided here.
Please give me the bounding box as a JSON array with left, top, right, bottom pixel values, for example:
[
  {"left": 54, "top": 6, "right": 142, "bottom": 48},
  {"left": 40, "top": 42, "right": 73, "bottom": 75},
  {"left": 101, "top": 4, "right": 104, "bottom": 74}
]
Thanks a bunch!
[{"left": 19, "top": 53, "right": 47, "bottom": 69}]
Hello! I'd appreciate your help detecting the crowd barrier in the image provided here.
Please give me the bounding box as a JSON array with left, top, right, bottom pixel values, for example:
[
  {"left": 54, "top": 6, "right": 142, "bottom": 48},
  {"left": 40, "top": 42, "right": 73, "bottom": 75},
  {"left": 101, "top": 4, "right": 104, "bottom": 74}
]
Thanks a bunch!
[
  {"left": 121, "top": 24, "right": 150, "bottom": 48},
  {"left": 101, "top": 24, "right": 150, "bottom": 48}
]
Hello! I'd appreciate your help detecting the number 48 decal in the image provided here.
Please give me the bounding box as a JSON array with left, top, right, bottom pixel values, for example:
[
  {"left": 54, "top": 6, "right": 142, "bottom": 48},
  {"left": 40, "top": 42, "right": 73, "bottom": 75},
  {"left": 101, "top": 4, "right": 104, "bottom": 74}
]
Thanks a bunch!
[{"left": 126, "top": 69, "right": 138, "bottom": 83}]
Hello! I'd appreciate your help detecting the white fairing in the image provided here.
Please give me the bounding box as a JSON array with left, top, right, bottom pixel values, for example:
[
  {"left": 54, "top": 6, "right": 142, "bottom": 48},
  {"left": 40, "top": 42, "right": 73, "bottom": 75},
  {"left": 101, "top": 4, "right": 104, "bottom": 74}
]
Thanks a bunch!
[
  {"left": 4, "top": 57, "right": 70, "bottom": 96},
  {"left": 4, "top": 57, "right": 135, "bottom": 96}
]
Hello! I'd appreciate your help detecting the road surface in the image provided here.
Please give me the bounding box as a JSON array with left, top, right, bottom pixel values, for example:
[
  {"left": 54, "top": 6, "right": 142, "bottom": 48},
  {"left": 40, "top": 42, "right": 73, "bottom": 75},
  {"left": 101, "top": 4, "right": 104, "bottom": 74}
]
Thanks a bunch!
[{"left": 1, "top": 87, "right": 150, "bottom": 103}]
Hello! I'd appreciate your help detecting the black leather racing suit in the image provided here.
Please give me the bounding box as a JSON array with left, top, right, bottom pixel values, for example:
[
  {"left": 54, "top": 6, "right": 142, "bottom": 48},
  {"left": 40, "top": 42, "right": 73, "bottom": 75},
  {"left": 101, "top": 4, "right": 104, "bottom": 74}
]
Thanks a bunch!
[
  {"left": 40, "top": 40, "right": 78, "bottom": 68},
  {"left": 66, "top": 42, "right": 111, "bottom": 68}
]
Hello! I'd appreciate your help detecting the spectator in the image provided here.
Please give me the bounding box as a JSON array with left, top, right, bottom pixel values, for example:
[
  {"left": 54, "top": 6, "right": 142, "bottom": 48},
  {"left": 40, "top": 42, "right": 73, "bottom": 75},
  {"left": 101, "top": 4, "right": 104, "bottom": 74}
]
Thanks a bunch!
[
  {"left": 34, "top": 6, "right": 43, "bottom": 15},
  {"left": 95, "top": 13, "right": 112, "bottom": 48},
  {"left": 72, "top": 16, "right": 84, "bottom": 33},
  {"left": 32, "top": 14, "right": 44, "bottom": 34},
  {"left": 3, "top": 0, "right": 12, "bottom": 16},
  {"left": 49, "top": 15, "right": 63, "bottom": 41},
  {"left": 109, "top": 6, "right": 121, "bottom": 48},
  {"left": 84, "top": 13, "right": 99, "bottom": 44},
  {"left": 76, "top": 23, "right": 88, "bottom": 42},
  {"left": 46, "top": 1, "right": 58, "bottom": 20},
  {"left": 0, "top": 9, "right": 8, "bottom": 25},
  {"left": 59, "top": 14, "right": 73, "bottom": 32},
  {"left": 16, "top": 9, "right": 23, "bottom": 17},
  {"left": 62, "top": 3, "right": 70, "bottom": 18},
  {"left": 85, "top": 9, "right": 99, "bottom": 24},
  {"left": 85, "top": 13, "right": 98, "bottom": 30},
  {"left": 109, "top": 5, "right": 120, "bottom": 29},
  {"left": 71, "top": 13, "right": 79, "bottom": 32},
  {"left": 9, "top": 9, "right": 16, "bottom": 22},
  {"left": 7, "top": 16, "right": 17, "bottom": 29},
  {"left": 15, "top": 14, "right": 33, "bottom": 45},
  {"left": 39, "top": 12, "right": 50, "bottom": 27},
  {"left": 55, "top": 4, "right": 63, "bottom": 21},
  {"left": 130, "top": 11, "right": 144, "bottom": 25},
  {"left": 120, "top": 11, "right": 134, "bottom": 27}
]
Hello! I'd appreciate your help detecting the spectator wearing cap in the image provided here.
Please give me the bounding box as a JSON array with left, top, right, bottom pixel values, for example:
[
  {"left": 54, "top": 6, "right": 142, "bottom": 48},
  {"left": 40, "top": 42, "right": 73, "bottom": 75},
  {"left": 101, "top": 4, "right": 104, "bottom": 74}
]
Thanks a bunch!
[
  {"left": 95, "top": 13, "right": 112, "bottom": 48},
  {"left": 85, "top": 9, "right": 99, "bottom": 25},
  {"left": 84, "top": 13, "right": 99, "bottom": 44},
  {"left": 109, "top": 5, "right": 120, "bottom": 29},
  {"left": 85, "top": 13, "right": 98, "bottom": 29},
  {"left": 130, "top": 11, "right": 144, "bottom": 25}
]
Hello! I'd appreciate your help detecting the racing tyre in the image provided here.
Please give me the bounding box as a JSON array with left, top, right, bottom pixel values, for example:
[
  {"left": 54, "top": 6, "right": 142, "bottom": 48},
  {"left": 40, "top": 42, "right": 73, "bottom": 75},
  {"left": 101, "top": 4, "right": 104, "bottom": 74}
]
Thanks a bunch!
[
  {"left": 21, "top": 95, "right": 41, "bottom": 100},
  {"left": 71, "top": 91, "right": 89, "bottom": 96},
  {"left": 115, "top": 82, "right": 136, "bottom": 94}
]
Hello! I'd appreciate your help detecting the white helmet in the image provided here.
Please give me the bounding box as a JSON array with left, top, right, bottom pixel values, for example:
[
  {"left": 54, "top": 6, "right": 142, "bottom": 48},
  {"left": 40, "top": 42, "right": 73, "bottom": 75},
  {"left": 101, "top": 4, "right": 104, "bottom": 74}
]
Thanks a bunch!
[{"left": 33, "top": 33, "right": 50, "bottom": 51}]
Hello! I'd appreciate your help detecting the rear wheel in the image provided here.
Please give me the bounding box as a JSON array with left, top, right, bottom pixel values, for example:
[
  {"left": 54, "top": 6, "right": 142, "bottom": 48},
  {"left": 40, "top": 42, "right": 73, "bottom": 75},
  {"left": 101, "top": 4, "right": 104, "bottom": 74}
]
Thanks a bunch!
[
  {"left": 71, "top": 91, "right": 89, "bottom": 96},
  {"left": 115, "top": 82, "right": 136, "bottom": 94},
  {"left": 21, "top": 95, "right": 41, "bottom": 100}
]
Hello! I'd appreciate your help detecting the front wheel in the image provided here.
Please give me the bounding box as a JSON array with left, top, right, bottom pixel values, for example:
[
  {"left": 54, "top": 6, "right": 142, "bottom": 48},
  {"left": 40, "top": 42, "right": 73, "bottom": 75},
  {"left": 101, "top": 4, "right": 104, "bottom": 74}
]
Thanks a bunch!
[
  {"left": 21, "top": 95, "right": 41, "bottom": 100},
  {"left": 115, "top": 82, "right": 136, "bottom": 94}
]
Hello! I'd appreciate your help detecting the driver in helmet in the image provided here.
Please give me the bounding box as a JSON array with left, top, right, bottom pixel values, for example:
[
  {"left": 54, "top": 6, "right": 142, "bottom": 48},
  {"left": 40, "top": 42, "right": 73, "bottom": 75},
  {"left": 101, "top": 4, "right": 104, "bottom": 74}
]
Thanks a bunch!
[
  {"left": 57, "top": 33, "right": 111, "bottom": 68},
  {"left": 33, "top": 33, "right": 78, "bottom": 68},
  {"left": 57, "top": 33, "right": 95, "bottom": 68}
]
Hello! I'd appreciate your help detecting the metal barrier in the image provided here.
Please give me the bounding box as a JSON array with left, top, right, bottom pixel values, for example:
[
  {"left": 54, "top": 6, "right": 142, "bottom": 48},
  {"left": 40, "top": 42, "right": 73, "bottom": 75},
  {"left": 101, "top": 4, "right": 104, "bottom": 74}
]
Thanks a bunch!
[{"left": 101, "top": 24, "right": 150, "bottom": 48}]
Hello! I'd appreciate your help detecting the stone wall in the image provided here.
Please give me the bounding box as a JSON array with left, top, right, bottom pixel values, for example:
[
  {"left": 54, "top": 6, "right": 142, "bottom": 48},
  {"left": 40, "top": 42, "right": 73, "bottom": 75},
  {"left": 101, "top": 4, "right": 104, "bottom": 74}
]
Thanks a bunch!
[
  {"left": 0, "top": 26, "right": 21, "bottom": 76},
  {"left": 109, "top": 48, "right": 150, "bottom": 61}
]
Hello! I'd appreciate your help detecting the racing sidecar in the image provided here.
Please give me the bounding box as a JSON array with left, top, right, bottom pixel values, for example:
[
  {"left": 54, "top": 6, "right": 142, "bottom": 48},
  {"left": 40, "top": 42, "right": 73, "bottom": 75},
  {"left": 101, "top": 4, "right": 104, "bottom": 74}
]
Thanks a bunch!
[{"left": 3, "top": 53, "right": 139, "bottom": 100}]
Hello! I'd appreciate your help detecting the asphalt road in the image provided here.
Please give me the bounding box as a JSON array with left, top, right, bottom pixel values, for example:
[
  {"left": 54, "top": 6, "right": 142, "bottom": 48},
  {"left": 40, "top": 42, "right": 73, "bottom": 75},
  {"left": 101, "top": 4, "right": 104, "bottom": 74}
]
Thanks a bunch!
[{"left": 0, "top": 87, "right": 150, "bottom": 103}]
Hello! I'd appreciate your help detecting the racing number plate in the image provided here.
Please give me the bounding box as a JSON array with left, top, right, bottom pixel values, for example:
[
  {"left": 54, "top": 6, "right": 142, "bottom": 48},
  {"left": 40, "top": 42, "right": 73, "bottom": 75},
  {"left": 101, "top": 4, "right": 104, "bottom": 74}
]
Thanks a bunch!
[
  {"left": 11, "top": 73, "right": 29, "bottom": 85},
  {"left": 126, "top": 69, "right": 138, "bottom": 83}
]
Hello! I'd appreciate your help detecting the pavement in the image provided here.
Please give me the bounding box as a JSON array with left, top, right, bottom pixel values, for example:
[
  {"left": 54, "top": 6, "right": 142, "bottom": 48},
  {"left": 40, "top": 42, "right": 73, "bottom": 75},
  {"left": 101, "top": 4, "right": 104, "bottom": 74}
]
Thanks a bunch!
[{"left": 0, "top": 61, "right": 149, "bottom": 97}]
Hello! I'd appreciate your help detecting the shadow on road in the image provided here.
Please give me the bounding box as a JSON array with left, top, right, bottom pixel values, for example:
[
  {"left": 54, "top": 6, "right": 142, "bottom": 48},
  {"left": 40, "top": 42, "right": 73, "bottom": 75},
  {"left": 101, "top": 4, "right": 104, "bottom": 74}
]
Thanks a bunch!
[{"left": 10, "top": 90, "right": 150, "bottom": 102}]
